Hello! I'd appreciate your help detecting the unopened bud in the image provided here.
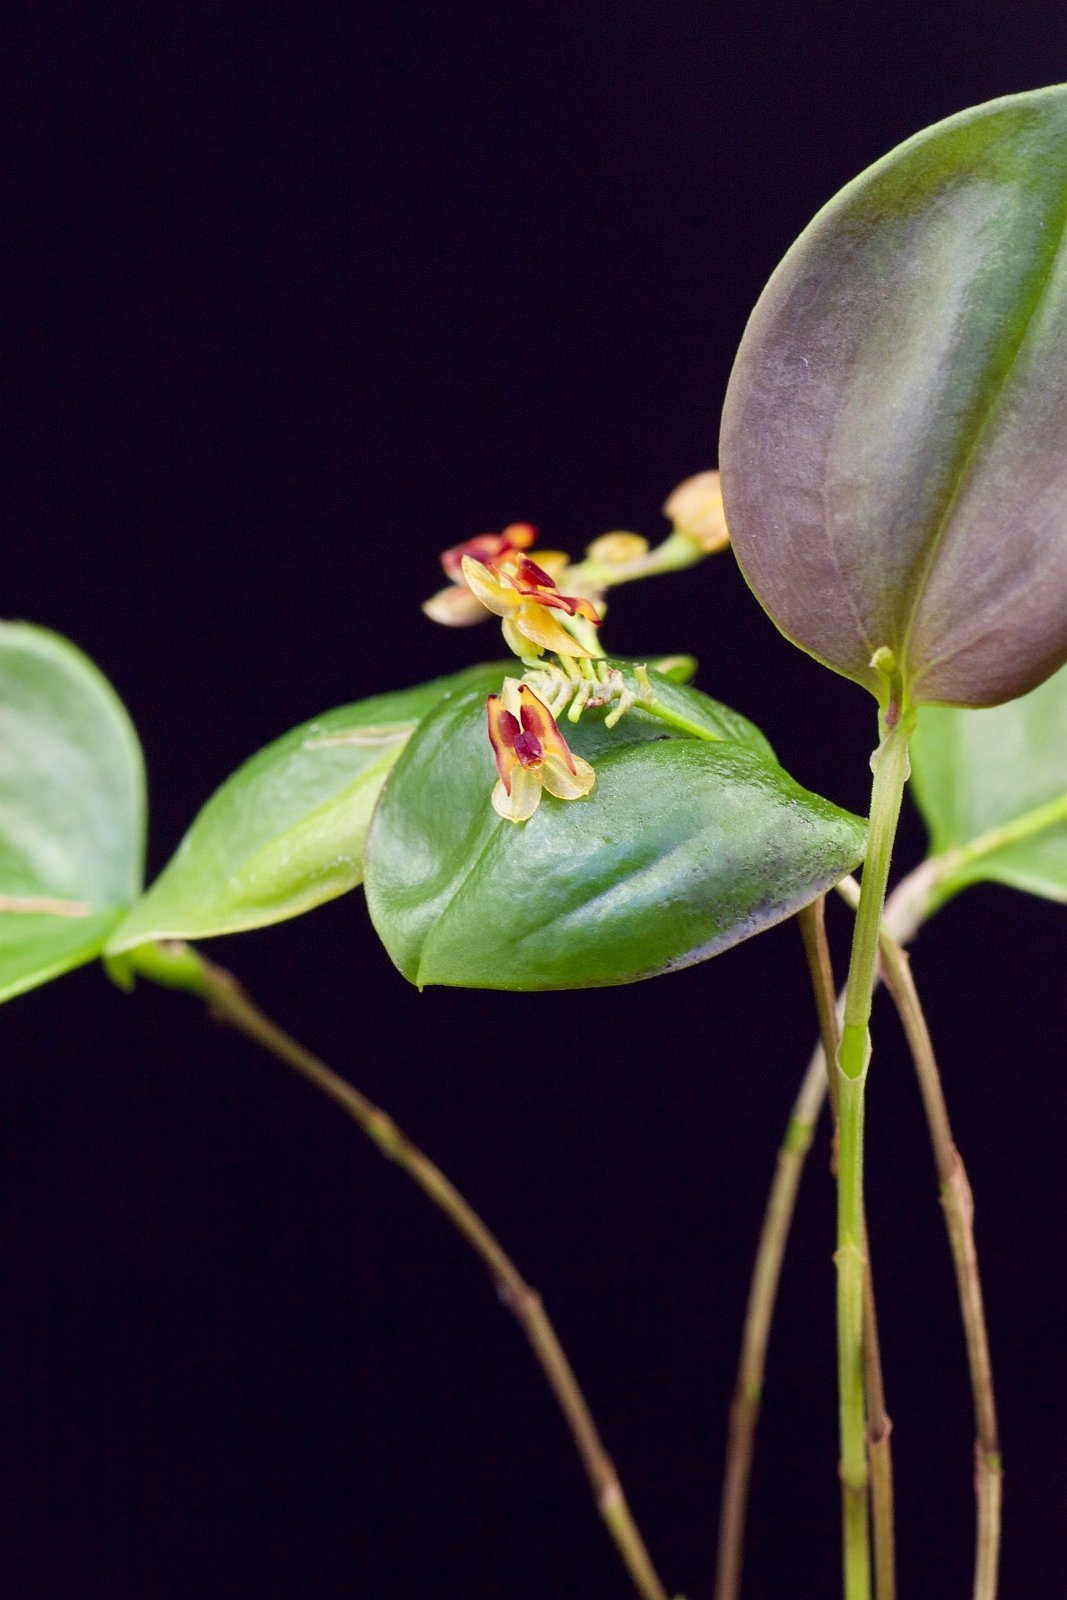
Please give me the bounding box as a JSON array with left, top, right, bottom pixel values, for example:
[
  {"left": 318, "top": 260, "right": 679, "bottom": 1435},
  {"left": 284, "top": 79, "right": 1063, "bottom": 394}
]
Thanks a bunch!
[
  {"left": 585, "top": 531, "right": 650, "bottom": 566},
  {"left": 422, "top": 585, "right": 488, "bottom": 626},
  {"left": 662, "top": 471, "right": 730, "bottom": 553}
]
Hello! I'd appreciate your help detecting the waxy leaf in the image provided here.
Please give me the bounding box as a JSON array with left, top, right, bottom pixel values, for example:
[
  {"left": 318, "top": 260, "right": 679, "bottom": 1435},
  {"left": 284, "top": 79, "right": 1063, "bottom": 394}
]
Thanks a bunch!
[
  {"left": 107, "top": 663, "right": 508, "bottom": 952},
  {"left": 721, "top": 85, "right": 1067, "bottom": 710},
  {"left": 0, "top": 624, "right": 145, "bottom": 1001},
  {"left": 910, "top": 661, "right": 1067, "bottom": 904},
  {"left": 364, "top": 671, "right": 866, "bottom": 990}
]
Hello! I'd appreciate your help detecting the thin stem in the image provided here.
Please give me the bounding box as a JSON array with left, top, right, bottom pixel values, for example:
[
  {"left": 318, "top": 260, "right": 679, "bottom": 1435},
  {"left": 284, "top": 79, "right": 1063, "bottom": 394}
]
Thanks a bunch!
[
  {"left": 837, "top": 1069, "right": 870, "bottom": 1600},
  {"left": 885, "top": 953, "right": 1000, "bottom": 1600},
  {"left": 713, "top": 1046, "right": 825, "bottom": 1600},
  {"left": 839, "top": 880, "right": 1002, "bottom": 1600},
  {"left": 798, "top": 898, "right": 841, "bottom": 1125},
  {"left": 861, "top": 1234, "right": 896, "bottom": 1600},
  {"left": 620, "top": 668, "right": 723, "bottom": 743},
  {"left": 132, "top": 940, "right": 669, "bottom": 1600},
  {"left": 712, "top": 865, "right": 939, "bottom": 1600},
  {"left": 800, "top": 902, "right": 896, "bottom": 1600},
  {"left": 639, "top": 697, "right": 723, "bottom": 743},
  {"left": 836, "top": 717, "right": 911, "bottom": 1600}
]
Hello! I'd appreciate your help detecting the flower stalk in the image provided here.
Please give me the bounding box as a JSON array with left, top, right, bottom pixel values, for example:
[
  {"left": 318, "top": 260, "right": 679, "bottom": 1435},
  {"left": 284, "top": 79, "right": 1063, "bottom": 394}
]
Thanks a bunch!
[{"left": 835, "top": 714, "right": 911, "bottom": 1600}]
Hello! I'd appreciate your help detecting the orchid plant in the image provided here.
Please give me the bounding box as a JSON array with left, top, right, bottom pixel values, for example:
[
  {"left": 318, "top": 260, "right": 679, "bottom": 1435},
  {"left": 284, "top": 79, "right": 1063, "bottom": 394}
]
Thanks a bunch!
[{"left": 3, "top": 84, "right": 1067, "bottom": 1600}]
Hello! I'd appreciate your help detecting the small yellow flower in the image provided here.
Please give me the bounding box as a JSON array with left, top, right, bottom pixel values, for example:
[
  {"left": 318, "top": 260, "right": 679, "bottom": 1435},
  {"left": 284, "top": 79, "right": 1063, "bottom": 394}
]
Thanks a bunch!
[
  {"left": 422, "top": 523, "right": 537, "bottom": 627},
  {"left": 662, "top": 470, "right": 730, "bottom": 553},
  {"left": 440, "top": 522, "right": 537, "bottom": 582},
  {"left": 462, "top": 550, "right": 601, "bottom": 658},
  {"left": 486, "top": 679, "right": 596, "bottom": 822}
]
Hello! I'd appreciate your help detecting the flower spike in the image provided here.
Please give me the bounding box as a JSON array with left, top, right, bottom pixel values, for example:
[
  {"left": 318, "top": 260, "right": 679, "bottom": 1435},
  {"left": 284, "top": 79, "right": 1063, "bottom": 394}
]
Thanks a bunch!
[{"left": 486, "top": 679, "right": 596, "bottom": 822}]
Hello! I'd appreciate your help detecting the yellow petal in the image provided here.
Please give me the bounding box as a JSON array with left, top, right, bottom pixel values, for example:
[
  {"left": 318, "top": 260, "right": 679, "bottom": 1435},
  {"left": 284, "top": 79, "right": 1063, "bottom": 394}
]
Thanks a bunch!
[
  {"left": 515, "top": 602, "right": 593, "bottom": 657},
  {"left": 422, "top": 584, "right": 490, "bottom": 626},
  {"left": 461, "top": 555, "right": 519, "bottom": 618},
  {"left": 491, "top": 767, "right": 542, "bottom": 822},
  {"left": 499, "top": 676, "right": 525, "bottom": 716},
  {"left": 539, "top": 752, "right": 596, "bottom": 801},
  {"left": 502, "top": 616, "right": 542, "bottom": 658}
]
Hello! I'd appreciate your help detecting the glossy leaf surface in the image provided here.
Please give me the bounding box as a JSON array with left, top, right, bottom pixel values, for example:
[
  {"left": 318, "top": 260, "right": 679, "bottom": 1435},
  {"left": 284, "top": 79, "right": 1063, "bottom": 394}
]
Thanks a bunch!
[
  {"left": 721, "top": 85, "right": 1067, "bottom": 710},
  {"left": 365, "top": 671, "right": 866, "bottom": 990},
  {"left": 107, "top": 663, "right": 507, "bottom": 952},
  {"left": 0, "top": 624, "right": 145, "bottom": 1000},
  {"left": 911, "top": 661, "right": 1067, "bottom": 903}
]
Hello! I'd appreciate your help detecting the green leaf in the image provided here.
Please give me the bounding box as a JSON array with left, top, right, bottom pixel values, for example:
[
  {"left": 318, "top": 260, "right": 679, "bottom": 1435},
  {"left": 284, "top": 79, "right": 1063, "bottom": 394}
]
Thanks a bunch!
[
  {"left": 364, "top": 671, "right": 866, "bottom": 990},
  {"left": 910, "top": 661, "right": 1067, "bottom": 904},
  {"left": 106, "top": 662, "right": 510, "bottom": 952},
  {"left": 721, "top": 85, "right": 1067, "bottom": 711},
  {"left": 0, "top": 623, "right": 145, "bottom": 1001}
]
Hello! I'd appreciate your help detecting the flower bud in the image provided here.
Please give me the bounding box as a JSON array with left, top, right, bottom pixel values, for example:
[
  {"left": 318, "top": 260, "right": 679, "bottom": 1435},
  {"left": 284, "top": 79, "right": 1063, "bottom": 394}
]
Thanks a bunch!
[
  {"left": 585, "top": 531, "right": 650, "bottom": 566},
  {"left": 662, "top": 471, "right": 730, "bottom": 553}
]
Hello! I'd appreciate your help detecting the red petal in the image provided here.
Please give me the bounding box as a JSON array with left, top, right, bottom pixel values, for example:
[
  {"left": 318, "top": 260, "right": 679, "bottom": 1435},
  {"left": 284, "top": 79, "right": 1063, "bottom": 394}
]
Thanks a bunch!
[
  {"left": 487, "top": 696, "right": 522, "bottom": 791},
  {"left": 512, "top": 555, "right": 558, "bottom": 591},
  {"left": 441, "top": 523, "right": 538, "bottom": 581},
  {"left": 517, "top": 686, "right": 578, "bottom": 774}
]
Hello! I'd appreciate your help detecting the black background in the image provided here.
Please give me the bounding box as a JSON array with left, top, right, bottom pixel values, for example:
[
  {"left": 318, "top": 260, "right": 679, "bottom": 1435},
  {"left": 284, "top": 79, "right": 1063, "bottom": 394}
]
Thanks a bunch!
[{"left": 3, "top": 5, "right": 1067, "bottom": 1598}]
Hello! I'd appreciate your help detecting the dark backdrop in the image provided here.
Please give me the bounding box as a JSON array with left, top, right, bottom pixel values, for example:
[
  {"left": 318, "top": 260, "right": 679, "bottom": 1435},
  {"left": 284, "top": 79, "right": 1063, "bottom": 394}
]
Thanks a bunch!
[{"left": 3, "top": 6, "right": 1067, "bottom": 1598}]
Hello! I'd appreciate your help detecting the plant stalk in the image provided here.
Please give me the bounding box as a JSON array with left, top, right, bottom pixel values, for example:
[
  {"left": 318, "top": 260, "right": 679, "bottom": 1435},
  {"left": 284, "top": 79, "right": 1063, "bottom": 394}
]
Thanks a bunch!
[
  {"left": 131, "top": 939, "right": 670, "bottom": 1600},
  {"left": 836, "top": 715, "right": 911, "bottom": 1600},
  {"left": 798, "top": 900, "right": 896, "bottom": 1600},
  {"left": 838, "top": 878, "right": 1001, "bottom": 1600},
  {"left": 713, "top": 1046, "right": 825, "bottom": 1600},
  {"left": 715, "top": 850, "right": 996, "bottom": 1600},
  {"left": 714, "top": 878, "right": 917, "bottom": 1600}
]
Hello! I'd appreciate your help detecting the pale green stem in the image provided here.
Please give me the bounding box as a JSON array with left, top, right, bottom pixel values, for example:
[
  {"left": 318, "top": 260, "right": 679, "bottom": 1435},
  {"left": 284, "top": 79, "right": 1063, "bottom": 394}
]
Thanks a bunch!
[
  {"left": 565, "top": 613, "right": 607, "bottom": 657},
  {"left": 838, "top": 1069, "right": 871, "bottom": 1600},
  {"left": 836, "top": 717, "right": 911, "bottom": 1600},
  {"left": 838, "top": 877, "right": 1001, "bottom": 1600},
  {"left": 565, "top": 528, "right": 708, "bottom": 595},
  {"left": 714, "top": 869, "right": 927, "bottom": 1600},
  {"left": 128, "top": 940, "right": 670, "bottom": 1600},
  {"left": 797, "top": 901, "right": 896, "bottom": 1600},
  {"left": 639, "top": 698, "right": 723, "bottom": 743}
]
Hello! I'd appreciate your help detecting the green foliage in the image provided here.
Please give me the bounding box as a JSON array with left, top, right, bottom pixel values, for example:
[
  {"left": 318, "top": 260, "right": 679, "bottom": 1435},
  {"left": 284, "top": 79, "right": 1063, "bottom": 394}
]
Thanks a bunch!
[
  {"left": 0, "top": 623, "right": 145, "bottom": 1001},
  {"left": 364, "top": 670, "right": 866, "bottom": 989},
  {"left": 107, "top": 662, "right": 507, "bottom": 952},
  {"left": 721, "top": 85, "right": 1067, "bottom": 710},
  {"left": 911, "top": 661, "right": 1067, "bottom": 904}
]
